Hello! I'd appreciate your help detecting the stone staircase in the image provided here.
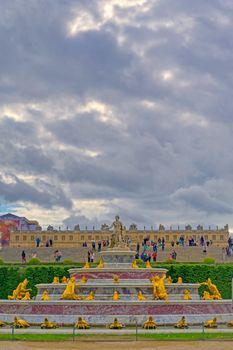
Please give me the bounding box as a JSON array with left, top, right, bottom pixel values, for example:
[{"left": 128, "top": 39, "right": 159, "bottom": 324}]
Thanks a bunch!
[{"left": 0, "top": 244, "right": 232, "bottom": 263}]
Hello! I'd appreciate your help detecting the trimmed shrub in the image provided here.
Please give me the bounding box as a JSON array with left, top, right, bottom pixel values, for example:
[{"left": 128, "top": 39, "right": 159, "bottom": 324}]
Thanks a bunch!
[
  {"left": 28, "top": 258, "right": 41, "bottom": 265},
  {"left": 62, "top": 259, "right": 74, "bottom": 264},
  {"left": 203, "top": 257, "right": 216, "bottom": 264}
]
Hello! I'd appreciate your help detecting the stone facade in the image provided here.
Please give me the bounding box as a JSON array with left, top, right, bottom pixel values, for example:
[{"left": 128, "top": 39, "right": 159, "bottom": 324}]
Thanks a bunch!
[{"left": 9, "top": 225, "right": 229, "bottom": 248}]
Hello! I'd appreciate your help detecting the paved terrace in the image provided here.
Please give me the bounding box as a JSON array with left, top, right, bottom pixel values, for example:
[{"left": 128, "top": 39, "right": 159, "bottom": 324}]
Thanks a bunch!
[{"left": 0, "top": 245, "right": 232, "bottom": 263}]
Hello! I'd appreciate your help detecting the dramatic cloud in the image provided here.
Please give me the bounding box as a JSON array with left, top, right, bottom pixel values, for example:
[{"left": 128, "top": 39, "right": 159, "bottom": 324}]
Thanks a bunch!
[{"left": 0, "top": 0, "right": 233, "bottom": 230}]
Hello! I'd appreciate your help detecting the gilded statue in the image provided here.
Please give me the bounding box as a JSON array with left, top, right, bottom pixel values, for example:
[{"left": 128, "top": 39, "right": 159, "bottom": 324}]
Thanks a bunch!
[
  {"left": 202, "top": 291, "right": 213, "bottom": 300},
  {"left": 60, "top": 277, "right": 78, "bottom": 300},
  {"left": 151, "top": 274, "right": 168, "bottom": 300},
  {"left": 22, "top": 291, "right": 31, "bottom": 300},
  {"left": 80, "top": 276, "right": 88, "bottom": 283},
  {"left": 61, "top": 276, "right": 68, "bottom": 283},
  {"left": 13, "top": 316, "right": 30, "bottom": 328},
  {"left": 52, "top": 277, "right": 59, "bottom": 284},
  {"left": 41, "top": 317, "right": 57, "bottom": 329},
  {"left": 143, "top": 316, "right": 157, "bottom": 329},
  {"left": 109, "top": 318, "right": 124, "bottom": 329},
  {"left": 75, "top": 317, "right": 90, "bottom": 329},
  {"left": 177, "top": 277, "right": 183, "bottom": 284},
  {"left": 85, "top": 291, "right": 94, "bottom": 300},
  {"left": 8, "top": 279, "right": 31, "bottom": 300},
  {"left": 174, "top": 316, "right": 188, "bottom": 328},
  {"left": 166, "top": 276, "right": 172, "bottom": 284},
  {"left": 83, "top": 262, "right": 90, "bottom": 269},
  {"left": 183, "top": 290, "right": 192, "bottom": 300},
  {"left": 204, "top": 317, "right": 217, "bottom": 328},
  {"left": 113, "top": 275, "right": 119, "bottom": 283},
  {"left": 109, "top": 215, "right": 124, "bottom": 248},
  {"left": 146, "top": 261, "right": 152, "bottom": 268},
  {"left": 137, "top": 291, "right": 146, "bottom": 300},
  {"left": 41, "top": 290, "right": 50, "bottom": 300},
  {"left": 112, "top": 291, "right": 120, "bottom": 300},
  {"left": 97, "top": 260, "right": 104, "bottom": 268},
  {"left": 132, "top": 260, "right": 139, "bottom": 268},
  {"left": 200, "top": 278, "right": 222, "bottom": 300},
  {"left": 0, "top": 321, "right": 5, "bottom": 327},
  {"left": 227, "top": 320, "right": 233, "bottom": 327}
]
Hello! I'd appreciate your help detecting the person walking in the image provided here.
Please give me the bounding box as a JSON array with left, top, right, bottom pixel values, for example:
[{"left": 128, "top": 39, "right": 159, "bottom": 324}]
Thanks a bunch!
[{"left": 21, "top": 250, "right": 26, "bottom": 263}]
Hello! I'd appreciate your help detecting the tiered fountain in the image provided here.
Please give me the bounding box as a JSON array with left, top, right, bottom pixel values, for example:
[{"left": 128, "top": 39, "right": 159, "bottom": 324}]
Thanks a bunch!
[{"left": 0, "top": 216, "right": 232, "bottom": 325}]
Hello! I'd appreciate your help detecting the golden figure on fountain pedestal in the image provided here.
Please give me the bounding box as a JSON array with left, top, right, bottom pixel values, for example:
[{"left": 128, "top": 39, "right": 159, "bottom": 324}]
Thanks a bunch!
[
  {"left": 83, "top": 262, "right": 90, "bottom": 269},
  {"left": 97, "top": 260, "right": 104, "bottom": 268},
  {"left": 177, "top": 277, "right": 183, "bottom": 284},
  {"left": 137, "top": 291, "right": 146, "bottom": 300},
  {"left": 152, "top": 274, "right": 168, "bottom": 300},
  {"left": 41, "top": 317, "right": 57, "bottom": 329},
  {"left": 112, "top": 291, "right": 120, "bottom": 300},
  {"left": 174, "top": 316, "right": 188, "bottom": 328},
  {"left": 85, "top": 291, "right": 95, "bottom": 300},
  {"left": 52, "top": 277, "right": 59, "bottom": 284},
  {"left": 109, "top": 318, "right": 124, "bottom": 329},
  {"left": 183, "top": 290, "right": 192, "bottom": 300},
  {"left": 146, "top": 261, "right": 152, "bottom": 268},
  {"left": 200, "top": 278, "right": 222, "bottom": 300},
  {"left": 113, "top": 275, "right": 119, "bottom": 283},
  {"left": 166, "top": 276, "right": 172, "bottom": 284},
  {"left": 41, "top": 290, "right": 50, "bottom": 300},
  {"left": 143, "top": 316, "right": 157, "bottom": 329},
  {"left": 22, "top": 291, "right": 31, "bottom": 300},
  {"left": 62, "top": 276, "right": 68, "bottom": 283},
  {"left": 80, "top": 276, "right": 88, "bottom": 283},
  {"left": 204, "top": 317, "right": 217, "bottom": 328},
  {"left": 8, "top": 278, "right": 32, "bottom": 300},
  {"left": 60, "top": 277, "right": 78, "bottom": 300},
  {"left": 75, "top": 317, "right": 90, "bottom": 329},
  {"left": 132, "top": 260, "right": 139, "bottom": 268},
  {"left": 13, "top": 316, "right": 30, "bottom": 328},
  {"left": 0, "top": 321, "right": 5, "bottom": 327}
]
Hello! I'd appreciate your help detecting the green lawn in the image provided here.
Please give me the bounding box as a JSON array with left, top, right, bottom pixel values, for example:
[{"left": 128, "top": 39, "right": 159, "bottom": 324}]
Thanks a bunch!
[{"left": 0, "top": 332, "right": 233, "bottom": 341}]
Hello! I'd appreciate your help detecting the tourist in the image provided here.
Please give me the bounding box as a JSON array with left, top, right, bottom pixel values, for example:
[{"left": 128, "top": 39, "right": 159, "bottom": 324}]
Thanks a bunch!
[
  {"left": 98, "top": 242, "right": 101, "bottom": 252},
  {"left": 49, "top": 239, "right": 53, "bottom": 247},
  {"left": 35, "top": 237, "right": 41, "bottom": 247},
  {"left": 31, "top": 252, "right": 37, "bottom": 259},
  {"left": 87, "top": 250, "right": 91, "bottom": 263},
  {"left": 90, "top": 251, "right": 94, "bottom": 263},
  {"left": 21, "top": 250, "right": 26, "bottom": 263},
  {"left": 136, "top": 242, "right": 140, "bottom": 253},
  {"left": 152, "top": 251, "right": 157, "bottom": 261}
]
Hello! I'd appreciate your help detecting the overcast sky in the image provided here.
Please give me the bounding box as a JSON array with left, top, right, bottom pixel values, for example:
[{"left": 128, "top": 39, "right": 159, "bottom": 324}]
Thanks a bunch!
[{"left": 0, "top": 0, "right": 233, "bottom": 230}]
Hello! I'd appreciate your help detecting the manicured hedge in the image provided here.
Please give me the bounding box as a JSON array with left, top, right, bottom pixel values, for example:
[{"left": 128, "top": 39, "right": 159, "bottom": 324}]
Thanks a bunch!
[{"left": 0, "top": 263, "right": 232, "bottom": 299}]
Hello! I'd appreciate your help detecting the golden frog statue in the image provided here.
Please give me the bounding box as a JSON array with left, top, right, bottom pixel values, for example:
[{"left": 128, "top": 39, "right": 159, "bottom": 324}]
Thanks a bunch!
[
  {"left": 13, "top": 316, "right": 30, "bottom": 328},
  {"left": 85, "top": 291, "right": 94, "bottom": 300},
  {"left": 177, "top": 277, "right": 183, "bottom": 284},
  {"left": 113, "top": 275, "right": 119, "bottom": 283},
  {"left": 112, "top": 291, "right": 120, "bottom": 300},
  {"left": 202, "top": 291, "right": 213, "bottom": 300},
  {"left": 22, "top": 291, "right": 31, "bottom": 300},
  {"left": 183, "top": 290, "right": 192, "bottom": 300},
  {"left": 83, "top": 262, "right": 90, "bottom": 269},
  {"left": 52, "top": 277, "right": 59, "bottom": 284},
  {"left": 227, "top": 321, "right": 233, "bottom": 327},
  {"left": 61, "top": 276, "right": 68, "bottom": 283},
  {"left": 143, "top": 316, "right": 157, "bottom": 329},
  {"left": 166, "top": 276, "right": 172, "bottom": 284},
  {"left": 109, "top": 318, "right": 124, "bottom": 329},
  {"left": 132, "top": 260, "right": 139, "bottom": 268},
  {"left": 41, "top": 317, "right": 57, "bottom": 329},
  {"left": 146, "top": 261, "right": 152, "bottom": 268},
  {"left": 204, "top": 317, "right": 217, "bottom": 328},
  {"left": 174, "top": 316, "right": 188, "bottom": 328},
  {"left": 75, "top": 317, "right": 90, "bottom": 329},
  {"left": 97, "top": 260, "right": 104, "bottom": 268},
  {"left": 137, "top": 291, "right": 146, "bottom": 300},
  {"left": 41, "top": 290, "right": 50, "bottom": 300},
  {"left": 0, "top": 321, "right": 5, "bottom": 327}
]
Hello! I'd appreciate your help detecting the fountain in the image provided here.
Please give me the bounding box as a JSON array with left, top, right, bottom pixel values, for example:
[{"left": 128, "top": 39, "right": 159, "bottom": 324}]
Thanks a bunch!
[{"left": 0, "top": 216, "right": 232, "bottom": 325}]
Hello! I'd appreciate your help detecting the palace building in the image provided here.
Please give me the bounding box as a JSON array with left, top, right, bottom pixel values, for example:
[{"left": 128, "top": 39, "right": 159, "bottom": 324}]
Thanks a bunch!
[{"left": 7, "top": 220, "right": 229, "bottom": 248}]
